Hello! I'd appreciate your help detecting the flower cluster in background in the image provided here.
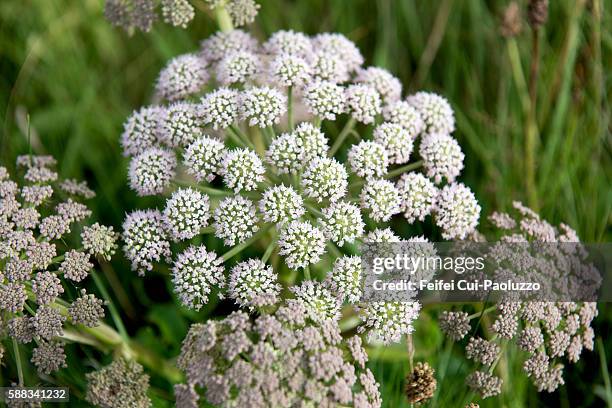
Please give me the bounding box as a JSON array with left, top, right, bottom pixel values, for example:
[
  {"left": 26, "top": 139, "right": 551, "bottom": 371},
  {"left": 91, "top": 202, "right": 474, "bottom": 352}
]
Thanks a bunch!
[
  {"left": 104, "top": 0, "right": 260, "bottom": 33},
  {"left": 176, "top": 301, "right": 380, "bottom": 407},
  {"left": 117, "top": 26, "right": 481, "bottom": 406},
  {"left": 0, "top": 156, "right": 119, "bottom": 374},
  {"left": 439, "top": 202, "right": 598, "bottom": 398}
]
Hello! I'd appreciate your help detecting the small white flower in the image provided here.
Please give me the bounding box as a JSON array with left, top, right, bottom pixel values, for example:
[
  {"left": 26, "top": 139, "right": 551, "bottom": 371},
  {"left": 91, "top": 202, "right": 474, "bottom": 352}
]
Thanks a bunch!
[
  {"left": 382, "top": 101, "right": 424, "bottom": 136},
  {"left": 213, "top": 195, "right": 259, "bottom": 246},
  {"left": 120, "top": 106, "right": 163, "bottom": 157},
  {"left": 183, "top": 136, "right": 226, "bottom": 182},
  {"left": 163, "top": 188, "right": 210, "bottom": 241},
  {"left": 358, "top": 301, "right": 421, "bottom": 344},
  {"left": 407, "top": 91, "right": 455, "bottom": 135},
  {"left": 240, "top": 86, "right": 287, "bottom": 128},
  {"left": 157, "top": 102, "right": 203, "bottom": 148},
  {"left": 348, "top": 141, "right": 388, "bottom": 179},
  {"left": 301, "top": 157, "right": 348, "bottom": 202},
  {"left": 263, "top": 30, "right": 313, "bottom": 57},
  {"left": 325, "top": 255, "right": 363, "bottom": 304},
  {"left": 293, "top": 122, "right": 329, "bottom": 160},
  {"left": 128, "top": 147, "right": 176, "bottom": 196},
  {"left": 291, "top": 280, "right": 341, "bottom": 322},
  {"left": 172, "top": 245, "right": 224, "bottom": 310},
  {"left": 220, "top": 148, "right": 265, "bottom": 192},
  {"left": 155, "top": 53, "right": 208, "bottom": 101},
  {"left": 373, "top": 122, "right": 414, "bottom": 165},
  {"left": 270, "top": 54, "right": 312, "bottom": 87},
  {"left": 345, "top": 84, "right": 382, "bottom": 125},
  {"left": 320, "top": 201, "right": 364, "bottom": 246},
  {"left": 310, "top": 51, "right": 350, "bottom": 84},
  {"left": 122, "top": 210, "right": 171, "bottom": 276},
  {"left": 397, "top": 173, "right": 438, "bottom": 223},
  {"left": 200, "top": 29, "right": 259, "bottom": 62},
  {"left": 364, "top": 227, "right": 402, "bottom": 243},
  {"left": 419, "top": 133, "right": 464, "bottom": 184},
  {"left": 216, "top": 51, "right": 260, "bottom": 85},
  {"left": 435, "top": 183, "right": 481, "bottom": 240},
  {"left": 228, "top": 259, "right": 281, "bottom": 309},
  {"left": 278, "top": 220, "right": 326, "bottom": 270},
  {"left": 312, "top": 33, "right": 364, "bottom": 72},
  {"left": 303, "top": 80, "right": 346, "bottom": 120},
  {"left": 200, "top": 88, "right": 240, "bottom": 130},
  {"left": 259, "top": 184, "right": 305, "bottom": 225},
  {"left": 355, "top": 67, "right": 402, "bottom": 103},
  {"left": 266, "top": 133, "right": 305, "bottom": 174},
  {"left": 360, "top": 179, "right": 401, "bottom": 222}
]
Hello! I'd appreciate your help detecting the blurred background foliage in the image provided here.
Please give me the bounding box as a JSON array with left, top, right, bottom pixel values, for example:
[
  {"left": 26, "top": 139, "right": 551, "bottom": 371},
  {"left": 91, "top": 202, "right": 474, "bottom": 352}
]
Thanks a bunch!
[{"left": 0, "top": 0, "right": 611, "bottom": 406}]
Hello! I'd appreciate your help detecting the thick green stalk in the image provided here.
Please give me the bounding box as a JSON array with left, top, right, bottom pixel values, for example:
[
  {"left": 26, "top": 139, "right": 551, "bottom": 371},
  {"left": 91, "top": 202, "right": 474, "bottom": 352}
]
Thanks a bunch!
[
  {"left": 92, "top": 270, "right": 129, "bottom": 342},
  {"left": 288, "top": 86, "right": 294, "bottom": 130},
  {"left": 214, "top": 6, "right": 233, "bottom": 32},
  {"left": 385, "top": 160, "right": 423, "bottom": 179},
  {"left": 221, "top": 225, "right": 272, "bottom": 261},
  {"left": 506, "top": 38, "right": 539, "bottom": 209},
  {"left": 329, "top": 118, "right": 356, "bottom": 156},
  {"left": 12, "top": 338, "right": 24, "bottom": 386}
]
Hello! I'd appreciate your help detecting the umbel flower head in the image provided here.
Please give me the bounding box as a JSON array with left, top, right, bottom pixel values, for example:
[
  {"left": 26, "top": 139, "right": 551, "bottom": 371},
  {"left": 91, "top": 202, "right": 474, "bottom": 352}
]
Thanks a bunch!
[
  {"left": 0, "top": 157, "right": 116, "bottom": 374},
  {"left": 86, "top": 358, "right": 151, "bottom": 408},
  {"left": 440, "top": 203, "right": 599, "bottom": 397},
  {"left": 119, "top": 28, "right": 480, "bottom": 353},
  {"left": 105, "top": 0, "right": 260, "bottom": 32},
  {"left": 176, "top": 303, "right": 382, "bottom": 407}
]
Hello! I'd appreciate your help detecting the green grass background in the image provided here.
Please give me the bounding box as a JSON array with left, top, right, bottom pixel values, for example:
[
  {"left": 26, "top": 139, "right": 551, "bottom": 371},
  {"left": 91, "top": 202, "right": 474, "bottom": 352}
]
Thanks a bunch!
[{"left": 0, "top": 0, "right": 611, "bottom": 406}]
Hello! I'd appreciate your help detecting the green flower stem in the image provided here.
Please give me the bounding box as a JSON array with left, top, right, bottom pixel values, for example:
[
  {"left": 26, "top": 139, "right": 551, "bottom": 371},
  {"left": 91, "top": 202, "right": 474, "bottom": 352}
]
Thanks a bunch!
[
  {"left": 304, "top": 266, "right": 311, "bottom": 280},
  {"left": 466, "top": 305, "right": 497, "bottom": 320},
  {"left": 12, "top": 338, "right": 24, "bottom": 386},
  {"left": 229, "top": 125, "right": 255, "bottom": 150},
  {"left": 288, "top": 86, "right": 294, "bottom": 130},
  {"left": 385, "top": 160, "right": 424, "bottom": 179},
  {"left": 329, "top": 117, "right": 356, "bottom": 157},
  {"left": 221, "top": 225, "right": 273, "bottom": 262},
  {"left": 261, "top": 235, "right": 277, "bottom": 264},
  {"left": 91, "top": 270, "right": 129, "bottom": 342},
  {"left": 305, "top": 203, "right": 324, "bottom": 218},
  {"left": 506, "top": 38, "right": 539, "bottom": 209},
  {"left": 172, "top": 181, "right": 236, "bottom": 197},
  {"left": 214, "top": 6, "right": 234, "bottom": 32},
  {"left": 326, "top": 242, "right": 343, "bottom": 259},
  {"left": 314, "top": 117, "right": 322, "bottom": 128}
]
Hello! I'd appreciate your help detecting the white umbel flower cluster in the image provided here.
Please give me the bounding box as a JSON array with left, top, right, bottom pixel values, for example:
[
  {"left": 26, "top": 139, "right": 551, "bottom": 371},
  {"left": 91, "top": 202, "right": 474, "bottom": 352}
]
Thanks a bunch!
[
  {"left": 120, "top": 28, "right": 481, "bottom": 350},
  {"left": 407, "top": 91, "right": 455, "bottom": 135},
  {"left": 348, "top": 141, "right": 389, "bottom": 179},
  {"left": 320, "top": 201, "right": 364, "bottom": 246},
  {"left": 301, "top": 157, "right": 348, "bottom": 202},
  {"left": 358, "top": 301, "right": 421, "bottom": 344},
  {"left": 397, "top": 173, "right": 438, "bottom": 223},
  {"left": 172, "top": 245, "right": 224, "bottom": 310},
  {"left": 200, "top": 88, "right": 240, "bottom": 130},
  {"left": 183, "top": 136, "right": 226, "bottom": 182},
  {"left": 155, "top": 53, "right": 208, "bottom": 102},
  {"left": 259, "top": 185, "right": 305, "bottom": 225},
  {"left": 373, "top": 123, "right": 414, "bottom": 165},
  {"left": 220, "top": 148, "right": 265, "bottom": 192},
  {"left": 419, "top": 133, "right": 464, "bottom": 184},
  {"left": 435, "top": 183, "right": 481, "bottom": 239},
  {"left": 228, "top": 258, "right": 281, "bottom": 309},
  {"left": 163, "top": 188, "right": 210, "bottom": 241},
  {"left": 213, "top": 196, "right": 259, "bottom": 246},
  {"left": 128, "top": 147, "right": 176, "bottom": 196},
  {"left": 278, "top": 221, "right": 326, "bottom": 270},
  {"left": 240, "top": 86, "right": 287, "bottom": 127},
  {"left": 360, "top": 179, "right": 401, "bottom": 222}
]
